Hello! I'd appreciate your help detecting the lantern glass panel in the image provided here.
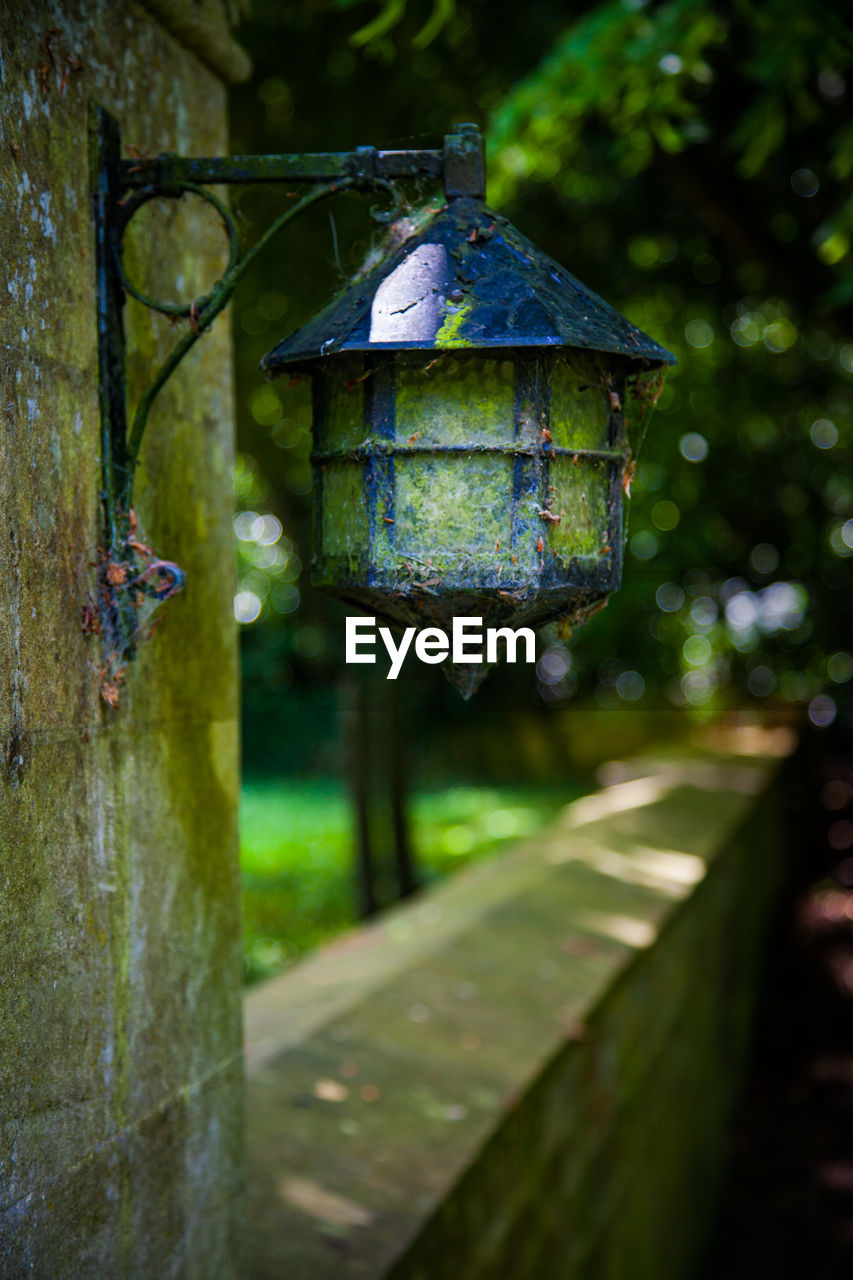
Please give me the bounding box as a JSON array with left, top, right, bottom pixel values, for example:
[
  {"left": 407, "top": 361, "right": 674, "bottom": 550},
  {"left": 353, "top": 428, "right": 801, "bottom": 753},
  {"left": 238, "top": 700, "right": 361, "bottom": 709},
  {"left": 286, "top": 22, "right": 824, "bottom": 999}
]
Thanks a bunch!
[
  {"left": 394, "top": 454, "right": 513, "bottom": 560},
  {"left": 549, "top": 458, "right": 611, "bottom": 560},
  {"left": 548, "top": 352, "right": 616, "bottom": 562},
  {"left": 317, "top": 355, "right": 368, "bottom": 564},
  {"left": 395, "top": 355, "right": 515, "bottom": 445},
  {"left": 549, "top": 353, "right": 610, "bottom": 451},
  {"left": 390, "top": 353, "right": 517, "bottom": 573},
  {"left": 321, "top": 462, "right": 366, "bottom": 557},
  {"left": 324, "top": 355, "right": 364, "bottom": 448}
]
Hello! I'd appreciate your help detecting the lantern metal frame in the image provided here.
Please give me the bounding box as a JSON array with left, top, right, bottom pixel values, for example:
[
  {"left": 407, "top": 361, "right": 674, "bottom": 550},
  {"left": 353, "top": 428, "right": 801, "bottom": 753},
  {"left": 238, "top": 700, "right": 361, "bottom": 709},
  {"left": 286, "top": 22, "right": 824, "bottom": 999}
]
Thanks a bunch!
[{"left": 308, "top": 349, "right": 628, "bottom": 623}]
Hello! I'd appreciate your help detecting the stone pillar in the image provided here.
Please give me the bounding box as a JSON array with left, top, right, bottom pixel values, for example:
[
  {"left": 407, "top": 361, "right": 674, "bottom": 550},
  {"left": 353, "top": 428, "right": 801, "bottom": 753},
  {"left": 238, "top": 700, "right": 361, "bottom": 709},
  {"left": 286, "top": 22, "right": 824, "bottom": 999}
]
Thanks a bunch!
[{"left": 0, "top": 3, "right": 247, "bottom": 1274}]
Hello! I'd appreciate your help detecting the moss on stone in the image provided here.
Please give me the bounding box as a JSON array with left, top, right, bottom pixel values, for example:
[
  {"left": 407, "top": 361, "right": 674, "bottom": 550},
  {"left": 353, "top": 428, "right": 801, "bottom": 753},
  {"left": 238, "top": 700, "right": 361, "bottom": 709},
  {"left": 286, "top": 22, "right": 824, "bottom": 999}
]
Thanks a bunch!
[{"left": 0, "top": 3, "right": 242, "bottom": 1274}]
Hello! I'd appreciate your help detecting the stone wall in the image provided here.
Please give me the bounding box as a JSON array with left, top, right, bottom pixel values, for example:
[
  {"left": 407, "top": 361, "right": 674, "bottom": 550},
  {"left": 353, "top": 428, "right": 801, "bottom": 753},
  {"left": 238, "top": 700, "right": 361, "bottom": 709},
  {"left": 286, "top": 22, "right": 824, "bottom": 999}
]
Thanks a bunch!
[
  {"left": 244, "top": 736, "right": 792, "bottom": 1279},
  {"left": 0, "top": 3, "right": 246, "bottom": 1274}
]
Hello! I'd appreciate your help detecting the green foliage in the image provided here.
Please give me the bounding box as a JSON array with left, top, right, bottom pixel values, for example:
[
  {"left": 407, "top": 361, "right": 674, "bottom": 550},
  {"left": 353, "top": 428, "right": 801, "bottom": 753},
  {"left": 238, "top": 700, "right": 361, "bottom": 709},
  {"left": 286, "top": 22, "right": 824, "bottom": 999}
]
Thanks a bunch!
[
  {"left": 490, "top": 0, "right": 852, "bottom": 196},
  {"left": 490, "top": 0, "right": 726, "bottom": 192},
  {"left": 343, "top": 0, "right": 456, "bottom": 52},
  {"left": 485, "top": 0, "right": 853, "bottom": 726},
  {"left": 240, "top": 779, "right": 578, "bottom": 982}
]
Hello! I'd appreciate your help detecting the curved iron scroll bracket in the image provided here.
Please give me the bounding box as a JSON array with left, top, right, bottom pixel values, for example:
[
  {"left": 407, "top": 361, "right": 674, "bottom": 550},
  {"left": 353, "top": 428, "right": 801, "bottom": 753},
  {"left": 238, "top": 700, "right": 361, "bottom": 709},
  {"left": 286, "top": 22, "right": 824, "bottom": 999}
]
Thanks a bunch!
[{"left": 89, "top": 104, "right": 479, "bottom": 703}]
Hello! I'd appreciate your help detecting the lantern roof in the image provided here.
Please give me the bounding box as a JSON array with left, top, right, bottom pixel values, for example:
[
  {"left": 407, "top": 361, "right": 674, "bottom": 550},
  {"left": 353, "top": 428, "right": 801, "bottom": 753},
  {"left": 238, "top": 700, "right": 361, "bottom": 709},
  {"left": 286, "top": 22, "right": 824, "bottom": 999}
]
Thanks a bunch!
[{"left": 262, "top": 197, "right": 676, "bottom": 374}]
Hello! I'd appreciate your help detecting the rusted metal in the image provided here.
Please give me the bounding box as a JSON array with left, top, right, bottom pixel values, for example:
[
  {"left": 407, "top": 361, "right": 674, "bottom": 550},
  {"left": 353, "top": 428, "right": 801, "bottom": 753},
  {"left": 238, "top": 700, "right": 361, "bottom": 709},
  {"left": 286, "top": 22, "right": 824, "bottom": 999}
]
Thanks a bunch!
[
  {"left": 118, "top": 147, "right": 445, "bottom": 189},
  {"left": 442, "top": 122, "right": 486, "bottom": 200}
]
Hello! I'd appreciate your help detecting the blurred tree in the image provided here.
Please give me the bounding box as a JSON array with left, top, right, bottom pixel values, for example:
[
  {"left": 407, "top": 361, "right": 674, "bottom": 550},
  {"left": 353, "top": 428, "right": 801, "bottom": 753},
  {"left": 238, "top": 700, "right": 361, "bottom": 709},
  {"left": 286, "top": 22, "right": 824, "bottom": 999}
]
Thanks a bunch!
[
  {"left": 488, "top": 0, "right": 853, "bottom": 729},
  {"left": 230, "top": 0, "right": 853, "bottom": 775}
]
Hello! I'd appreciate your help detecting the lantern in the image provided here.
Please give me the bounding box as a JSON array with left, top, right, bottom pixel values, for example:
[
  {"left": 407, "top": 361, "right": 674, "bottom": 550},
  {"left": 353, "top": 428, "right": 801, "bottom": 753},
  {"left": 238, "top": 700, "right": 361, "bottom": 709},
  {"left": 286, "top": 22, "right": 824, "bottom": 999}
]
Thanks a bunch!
[{"left": 262, "top": 195, "right": 675, "bottom": 695}]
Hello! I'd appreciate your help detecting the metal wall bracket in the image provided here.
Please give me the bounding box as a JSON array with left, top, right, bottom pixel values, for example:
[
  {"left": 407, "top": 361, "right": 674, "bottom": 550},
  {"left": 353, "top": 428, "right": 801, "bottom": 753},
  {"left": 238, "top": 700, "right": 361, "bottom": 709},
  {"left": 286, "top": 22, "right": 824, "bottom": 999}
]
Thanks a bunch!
[{"left": 88, "top": 103, "right": 481, "bottom": 703}]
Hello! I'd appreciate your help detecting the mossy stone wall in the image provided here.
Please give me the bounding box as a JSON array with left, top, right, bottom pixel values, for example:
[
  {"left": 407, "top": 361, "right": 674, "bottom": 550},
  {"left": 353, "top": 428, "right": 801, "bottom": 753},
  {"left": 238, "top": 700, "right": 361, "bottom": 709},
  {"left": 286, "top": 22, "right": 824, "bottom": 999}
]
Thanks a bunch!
[
  {"left": 244, "top": 740, "right": 789, "bottom": 1279},
  {"left": 0, "top": 3, "right": 245, "bottom": 1274}
]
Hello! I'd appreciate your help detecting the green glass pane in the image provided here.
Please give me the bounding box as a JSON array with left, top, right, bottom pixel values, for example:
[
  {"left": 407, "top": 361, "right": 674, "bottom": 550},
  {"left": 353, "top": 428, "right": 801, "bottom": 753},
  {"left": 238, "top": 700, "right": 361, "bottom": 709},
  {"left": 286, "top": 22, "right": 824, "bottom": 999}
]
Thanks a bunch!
[
  {"left": 323, "top": 356, "right": 364, "bottom": 450},
  {"left": 548, "top": 457, "right": 611, "bottom": 560},
  {"left": 321, "top": 462, "right": 367, "bottom": 557},
  {"left": 394, "top": 455, "right": 512, "bottom": 560},
  {"left": 395, "top": 355, "right": 515, "bottom": 446},
  {"left": 549, "top": 353, "right": 609, "bottom": 451}
]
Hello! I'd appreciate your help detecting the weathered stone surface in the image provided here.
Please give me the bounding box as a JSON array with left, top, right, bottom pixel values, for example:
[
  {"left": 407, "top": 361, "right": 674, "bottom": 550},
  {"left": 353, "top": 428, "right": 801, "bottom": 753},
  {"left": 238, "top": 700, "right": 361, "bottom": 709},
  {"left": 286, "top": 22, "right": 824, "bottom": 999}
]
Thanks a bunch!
[
  {"left": 138, "top": 0, "right": 252, "bottom": 85},
  {"left": 0, "top": 2, "right": 243, "bottom": 1274},
  {"left": 244, "top": 740, "right": 790, "bottom": 1280}
]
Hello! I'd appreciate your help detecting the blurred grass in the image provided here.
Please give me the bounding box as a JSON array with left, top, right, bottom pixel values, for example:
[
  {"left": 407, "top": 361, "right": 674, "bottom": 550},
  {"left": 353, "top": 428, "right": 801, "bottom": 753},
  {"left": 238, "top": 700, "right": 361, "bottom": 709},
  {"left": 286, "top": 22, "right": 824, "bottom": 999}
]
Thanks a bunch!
[{"left": 240, "top": 778, "right": 586, "bottom": 984}]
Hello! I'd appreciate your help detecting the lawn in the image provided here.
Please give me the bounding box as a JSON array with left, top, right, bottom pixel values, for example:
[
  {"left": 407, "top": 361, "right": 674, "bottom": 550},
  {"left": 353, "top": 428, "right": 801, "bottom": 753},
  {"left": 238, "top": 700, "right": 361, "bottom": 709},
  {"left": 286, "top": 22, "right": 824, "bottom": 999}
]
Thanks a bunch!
[{"left": 240, "top": 778, "right": 584, "bottom": 984}]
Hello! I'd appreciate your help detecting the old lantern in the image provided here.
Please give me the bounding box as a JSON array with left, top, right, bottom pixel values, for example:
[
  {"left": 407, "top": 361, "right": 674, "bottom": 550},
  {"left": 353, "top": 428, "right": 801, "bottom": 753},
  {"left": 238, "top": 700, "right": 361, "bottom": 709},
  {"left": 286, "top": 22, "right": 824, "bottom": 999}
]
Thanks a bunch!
[
  {"left": 91, "top": 110, "right": 672, "bottom": 702},
  {"left": 262, "top": 129, "right": 675, "bottom": 695}
]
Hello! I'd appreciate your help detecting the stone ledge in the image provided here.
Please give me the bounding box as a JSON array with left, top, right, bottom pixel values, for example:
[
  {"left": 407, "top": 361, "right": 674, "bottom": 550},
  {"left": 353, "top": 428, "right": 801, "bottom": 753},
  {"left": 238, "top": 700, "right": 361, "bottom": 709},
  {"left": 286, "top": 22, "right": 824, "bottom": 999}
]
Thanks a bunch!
[{"left": 243, "top": 733, "right": 792, "bottom": 1279}]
